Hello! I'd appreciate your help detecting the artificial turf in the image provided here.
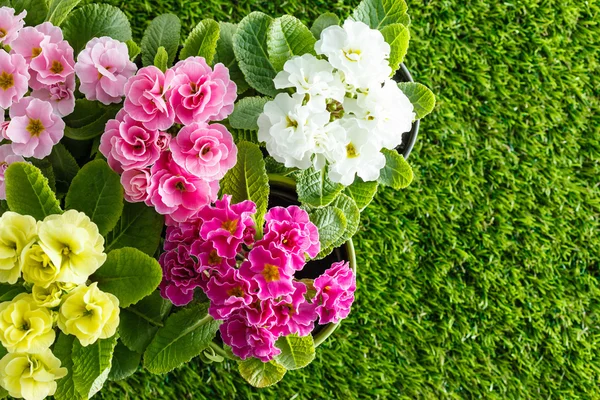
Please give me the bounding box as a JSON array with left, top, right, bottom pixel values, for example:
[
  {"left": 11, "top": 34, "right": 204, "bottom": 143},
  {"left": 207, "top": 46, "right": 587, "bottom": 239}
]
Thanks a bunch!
[{"left": 91, "top": 0, "right": 600, "bottom": 398}]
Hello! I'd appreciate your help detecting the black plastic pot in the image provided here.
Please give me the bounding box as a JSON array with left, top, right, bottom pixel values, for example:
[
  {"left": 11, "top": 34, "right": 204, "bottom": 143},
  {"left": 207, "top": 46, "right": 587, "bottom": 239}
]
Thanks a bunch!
[{"left": 394, "top": 63, "right": 420, "bottom": 159}]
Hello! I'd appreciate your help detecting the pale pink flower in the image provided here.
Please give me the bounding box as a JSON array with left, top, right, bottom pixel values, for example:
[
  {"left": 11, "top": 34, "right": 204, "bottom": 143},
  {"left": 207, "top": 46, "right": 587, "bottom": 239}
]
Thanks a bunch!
[
  {"left": 29, "top": 39, "right": 75, "bottom": 88},
  {"left": 0, "top": 50, "right": 29, "bottom": 109},
  {"left": 75, "top": 37, "right": 137, "bottom": 105},
  {"left": 0, "top": 144, "right": 25, "bottom": 199},
  {"left": 0, "top": 7, "right": 26, "bottom": 46},
  {"left": 169, "top": 57, "right": 237, "bottom": 125},
  {"left": 170, "top": 122, "right": 237, "bottom": 180},
  {"left": 121, "top": 168, "right": 151, "bottom": 203},
  {"left": 6, "top": 97, "right": 64, "bottom": 159},
  {"left": 124, "top": 66, "right": 175, "bottom": 130},
  {"left": 30, "top": 73, "right": 75, "bottom": 117},
  {"left": 156, "top": 131, "right": 172, "bottom": 152},
  {"left": 35, "top": 22, "right": 63, "bottom": 43},
  {"left": 0, "top": 121, "right": 8, "bottom": 140},
  {"left": 10, "top": 24, "right": 60, "bottom": 65}
]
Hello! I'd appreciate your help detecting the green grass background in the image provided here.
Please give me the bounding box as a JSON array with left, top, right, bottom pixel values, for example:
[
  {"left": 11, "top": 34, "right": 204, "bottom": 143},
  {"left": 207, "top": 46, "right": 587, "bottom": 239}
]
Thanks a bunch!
[{"left": 90, "top": 0, "right": 600, "bottom": 398}]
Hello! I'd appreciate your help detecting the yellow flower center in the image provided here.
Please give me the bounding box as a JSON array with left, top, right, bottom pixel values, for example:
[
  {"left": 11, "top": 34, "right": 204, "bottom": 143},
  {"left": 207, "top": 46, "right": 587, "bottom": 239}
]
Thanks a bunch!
[
  {"left": 286, "top": 116, "right": 298, "bottom": 128},
  {"left": 346, "top": 143, "right": 358, "bottom": 158},
  {"left": 31, "top": 47, "right": 42, "bottom": 58},
  {"left": 61, "top": 246, "right": 71, "bottom": 256},
  {"left": 0, "top": 71, "right": 14, "bottom": 90},
  {"left": 221, "top": 219, "right": 238, "bottom": 234},
  {"left": 227, "top": 286, "right": 244, "bottom": 297},
  {"left": 201, "top": 146, "right": 211, "bottom": 155},
  {"left": 0, "top": 28, "right": 6, "bottom": 38},
  {"left": 208, "top": 250, "right": 222, "bottom": 266},
  {"left": 21, "top": 321, "right": 30, "bottom": 331},
  {"left": 262, "top": 264, "right": 280, "bottom": 282},
  {"left": 343, "top": 48, "right": 362, "bottom": 62},
  {"left": 26, "top": 119, "right": 45, "bottom": 136},
  {"left": 50, "top": 60, "right": 64, "bottom": 74},
  {"left": 175, "top": 181, "right": 186, "bottom": 191}
]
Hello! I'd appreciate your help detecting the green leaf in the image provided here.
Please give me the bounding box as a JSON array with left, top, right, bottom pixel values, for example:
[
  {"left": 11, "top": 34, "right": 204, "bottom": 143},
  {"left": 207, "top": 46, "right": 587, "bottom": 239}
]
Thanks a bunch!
[
  {"left": 47, "top": 0, "right": 82, "bottom": 26},
  {"left": 230, "top": 128, "right": 260, "bottom": 145},
  {"left": 214, "top": 22, "right": 249, "bottom": 94},
  {"left": 0, "top": 200, "right": 8, "bottom": 217},
  {"left": 344, "top": 178, "right": 378, "bottom": 211},
  {"left": 308, "top": 206, "right": 347, "bottom": 260},
  {"left": 29, "top": 158, "right": 56, "bottom": 193},
  {"left": 180, "top": 19, "right": 220, "bottom": 64},
  {"left": 141, "top": 13, "right": 181, "bottom": 67},
  {"left": 238, "top": 358, "right": 286, "bottom": 388},
  {"left": 120, "top": 291, "right": 172, "bottom": 354},
  {"left": 143, "top": 303, "right": 221, "bottom": 374},
  {"left": 0, "top": 284, "right": 27, "bottom": 302},
  {"left": 63, "top": 4, "right": 132, "bottom": 54},
  {"left": 65, "top": 159, "right": 123, "bottom": 235},
  {"left": 153, "top": 46, "right": 168, "bottom": 72},
  {"left": 63, "top": 99, "right": 120, "bottom": 141},
  {"left": 93, "top": 248, "right": 162, "bottom": 308},
  {"left": 72, "top": 335, "right": 118, "bottom": 399},
  {"left": 126, "top": 39, "right": 141, "bottom": 61},
  {"left": 297, "top": 166, "right": 344, "bottom": 207},
  {"left": 229, "top": 97, "right": 269, "bottom": 131},
  {"left": 265, "top": 157, "right": 294, "bottom": 175},
  {"left": 274, "top": 334, "right": 315, "bottom": 370},
  {"left": 221, "top": 141, "right": 269, "bottom": 234},
  {"left": 53, "top": 333, "right": 78, "bottom": 400},
  {"left": 12, "top": 0, "right": 48, "bottom": 26},
  {"left": 379, "top": 148, "right": 413, "bottom": 189},
  {"left": 327, "top": 194, "right": 360, "bottom": 249},
  {"left": 381, "top": 23, "right": 410, "bottom": 73},
  {"left": 310, "top": 13, "right": 340, "bottom": 39},
  {"left": 353, "top": 0, "right": 409, "bottom": 30},
  {"left": 5, "top": 162, "right": 62, "bottom": 220},
  {"left": 108, "top": 341, "right": 141, "bottom": 381},
  {"left": 397, "top": 82, "right": 436, "bottom": 120},
  {"left": 105, "top": 202, "right": 164, "bottom": 256},
  {"left": 267, "top": 15, "right": 316, "bottom": 71},
  {"left": 47, "top": 143, "right": 80, "bottom": 195},
  {"left": 233, "top": 12, "right": 278, "bottom": 97}
]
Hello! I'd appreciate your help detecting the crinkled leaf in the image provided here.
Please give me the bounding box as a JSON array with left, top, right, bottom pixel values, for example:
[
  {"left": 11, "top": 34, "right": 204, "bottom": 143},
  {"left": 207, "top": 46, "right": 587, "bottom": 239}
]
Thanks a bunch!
[
  {"left": 47, "top": 0, "right": 82, "bottom": 26},
  {"left": 63, "top": 99, "right": 120, "bottom": 141},
  {"left": 297, "top": 166, "right": 344, "bottom": 207},
  {"left": 309, "top": 206, "right": 347, "bottom": 260},
  {"left": 108, "top": 341, "right": 141, "bottom": 381},
  {"left": 0, "top": 284, "right": 27, "bottom": 302},
  {"left": 267, "top": 15, "right": 316, "bottom": 71},
  {"left": 47, "top": 143, "right": 79, "bottom": 195},
  {"left": 126, "top": 39, "right": 141, "bottom": 61},
  {"left": 265, "top": 157, "right": 294, "bottom": 175},
  {"left": 105, "top": 202, "right": 164, "bottom": 256},
  {"left": 381, "top": 23, "right": 410, "bottom": 73},
  {"left": 65, "top": 159, "right": 123, "bottom": 235},
  {"left": 93, "top": 248, "right": 162, "bottom": 308},
  {"left": 12, "top": 0, "right": 48, "bottom": 26},
  {"left": 353, "top": 0, "right": 409, "bottom": 30},
  {"left": 344, "top": 178, "right": 378, "bottom": 211},
  {"left": 53, "top": 333, "right": 78, "bottom": 400},
  {"left": 214, "top": 22, "right": 249, "bottom": 93},
  {"left": 143, "top": 303, "right": 221, "bottom": 374},
  {"left": 141, "top": 13, "right": 181, "bottom": 67},
  {"left": 230, "top": 128, "right": 260, "bottom": 145},
  {"left": 72, "top": 335, "right": 118, "bottom": 399},
  {"left": 310, "top": 13, "right": 340, "bottom": 39},
  {"left": 180, "top": 19, "right": 220, "bottom": 64},
  {"left": 221, "top": 141, "right": 269, "bottom": 233},
  {"left": 397, "top": 82, "right": 436, "bottom": 120},
  {"left": 238, "top": 358, "right": 287, "bottom": 388},
  {"left": 120, "top": 291, "right": 172, "bottom": 354},
  {"left": 153, "top": 46, "right": 168, "bottom": 72},
  {"left": 29, "top": 158, "right": 56, "bottom": 193},
  {"left": 274, "top": 334, "right": 315, "bottom": 370},
  {"left": 233, "top": 12, "right": 278, "bottom": 97},
  {"left": 5, "top": 162, "right": 62, "bottom": 220},
  {"left": 379, "top": 148, "right": 414, "bottom": 189},
  {"left": 229, "top": 97, "right": 270, "bottom": 131},
  {"left": 63, "top": 4, "right": 132, "bottom": 54},
  {"left": 328, "top": 194, "right": 360, "bottom": 248}
]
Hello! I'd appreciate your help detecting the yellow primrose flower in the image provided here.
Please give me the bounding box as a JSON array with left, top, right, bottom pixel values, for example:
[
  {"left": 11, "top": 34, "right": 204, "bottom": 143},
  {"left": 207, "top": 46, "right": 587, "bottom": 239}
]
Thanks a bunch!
[
  {"left": 31, "top": 284, "right": 63, "bottom": 308},
  {"left": 0, "top": 349, "right": 67, "bottom": 400},
  {"left": 57, "top": 282, "right": 119, "bottom": 346},
  {"left": 0, "top": 212, "right": 37, "bottom": 284},
  {"left": 0, "top": 294, "right": 55, "bottom": 353},
  {"left": 21, "top": 243, "right": 60, "bottom": 288},
  {"left": 37, "top": 210, "right": 107, "bottom": 285}
]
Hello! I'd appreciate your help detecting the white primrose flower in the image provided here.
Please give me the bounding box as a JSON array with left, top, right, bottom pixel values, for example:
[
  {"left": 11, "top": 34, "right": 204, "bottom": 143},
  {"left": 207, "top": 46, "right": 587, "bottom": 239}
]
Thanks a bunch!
[
  {"left": 328, "top": 117, "right": 386, "bottom": 185},
  {"left": 315, "top": 20, "right": 392, "bottom": 89},
  {"left": 273, "top": 54, "right": 346, "bottom": 102},
  {"left": 345, "top": 79, "right": 415, "bottom": 149},
  {"left": 258, "top": 93, "right": 329, "bottom": 169},
  {"left": 312, "top": 119, "right": 348, "bottom": 170}
]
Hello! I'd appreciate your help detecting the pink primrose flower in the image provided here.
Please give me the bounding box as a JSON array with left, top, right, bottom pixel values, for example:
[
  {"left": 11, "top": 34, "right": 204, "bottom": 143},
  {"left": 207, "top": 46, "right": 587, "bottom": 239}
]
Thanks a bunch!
[
  {"left": 29, "top": 39, "right": 74, "bottom": 88},
  {"left": 219, "top": 315, "right": 281, "bottom": 362},
  {"left": 0, "top": 50, "right": 29, "bottom": 108},
  {"left": 313, "top": 261, "right": 356, "bottom": 324},
  {"left": 0, "top": 144, "right": 25, "bottom": 199},
  {"left": 120, "top": 168, "right": 151, "bottom": 203},
  {"left": 30, "top": 73, "right": 75, "bottom": 117},
  {"left": 159, "top": 245, "right": 203, "bottom": 306},
  {"left": 0, "top": 7, "right": 26, "bottom": 46},
  {"left": 205, "top": 267, "right": 253, "bottom": 320},
  {"left": 124, "top": 66, "right": 175, "bottom": 130},
  {"left": 239, "top": 245, "right": 294, "bottom": 300}
]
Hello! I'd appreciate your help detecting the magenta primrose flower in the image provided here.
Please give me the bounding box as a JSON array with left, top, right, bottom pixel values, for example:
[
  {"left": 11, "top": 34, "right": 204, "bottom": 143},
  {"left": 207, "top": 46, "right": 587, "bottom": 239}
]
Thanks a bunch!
[
  {"left": 0, "top": 7, "right": 26, "bottom": 46},
  {"left": 313, "top": 261, "right": 356, "bottom": 324},
  {"left": 0, "top": 50, "right": 29, "bottom": 109},
  {"left": 239, "top": 245, "right": 294, "bottom": 300},
  {"left": 0, "top": 144, "right": 25, "bottom": 200},
  {"left": 159, "top": 245, "right": 204, "bottom": 306},
  {"left": 269, "top": 281, "right": 317, "bottom": 337},
  {"left": 205, "top": 267, "right": 253, "bottom": 320},
  {"left": 219, "top": 315, "right": 281, "bottom": 362},
  {"left": 120, "top": 168, "right": 151, "bottom": 203},
  {"left": 30, "top": 73, "right": 75, "bottom": 117},
  {"left": 75, "top": 36, "right": 137, "bottom": 105}
]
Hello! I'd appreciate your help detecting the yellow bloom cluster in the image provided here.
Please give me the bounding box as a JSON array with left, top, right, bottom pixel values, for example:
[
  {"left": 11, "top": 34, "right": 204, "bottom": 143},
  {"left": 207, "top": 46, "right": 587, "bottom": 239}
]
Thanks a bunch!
[{"left": 0, "top": 211, "right": 121, "bottom": 400}]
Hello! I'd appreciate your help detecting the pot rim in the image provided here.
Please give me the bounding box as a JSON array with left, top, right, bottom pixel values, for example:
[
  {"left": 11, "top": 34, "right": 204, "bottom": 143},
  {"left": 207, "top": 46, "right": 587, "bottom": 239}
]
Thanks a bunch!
[{"left": 396, "top": 63, "right": 420, "bottom": 160}]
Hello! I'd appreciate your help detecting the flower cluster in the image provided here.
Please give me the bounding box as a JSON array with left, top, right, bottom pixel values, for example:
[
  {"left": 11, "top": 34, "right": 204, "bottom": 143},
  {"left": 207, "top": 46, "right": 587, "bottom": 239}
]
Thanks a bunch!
[
  {"left": 258, "top": 20, "right": 416, "bottom": 185},
  {"left": 100, "top": 57, "right": 238, "bottom": 223},
  {"left": 159, "top": 197, "right": 356, "bottom": 362},
  {"left": 0, "top": 210, "right": 119, "bottom": 400}
]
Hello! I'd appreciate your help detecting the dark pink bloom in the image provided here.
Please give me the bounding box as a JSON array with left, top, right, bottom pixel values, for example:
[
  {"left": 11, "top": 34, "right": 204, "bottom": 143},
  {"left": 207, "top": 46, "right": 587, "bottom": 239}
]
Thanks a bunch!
[
  {"left": 29, "top": 39, "right": 74, "bottom": 88},
  {"left": 100, "top": 109, "right": 162, "bottom": 173},
  {"left": 0, "top": 50, "right": 29, "bottom": 109},
  {"left": 190, "top": 240, "right": 236, "bottom": 273},
  {"left": 0, "top": 7, "right": 26, "bottom": 46},
  {"left": 239, "top": 245, "right": 294, "bottom": 300},
  {"left": 156, "top": 131, "right": 172, "bottom": 152},
  {"left": 124, "top": 66, "right": 175, "bottom": 130},
  {"left": 205, "top": 267, "right": 253, "bottom": 319},
  {"left": 169, "top": 57, "right": 237, "bottom": 125},
  {"left": 170, "top": 122, "right": 237, "bottom": 180},
  {"left": 0, "top": 144, "right": 25, "bottom": 200},
  {"left": 219, "top": 315, "right": 281, "bottom": 362},
  {"left": 146, "top": 152, "right": 218, "bottom": 223},
  {"left": 120, "top": 168, "right": 151, "bottom": 203},
  {"left": 164, "top": 219, "right": 203, "bottom": 251},
  {"left": 313, "top": 261, "right": 356, "bottom": 324},
  {"left": 270, "top": 281, "right": 317, "bottom": 337},
  {"left": 30, "top": 73, "right": 75, "bottom": 117},
  {"left": 197, "top": 195, "right": 256, "bottom": 258},
  {"left": 159, "top": 245, "right": 203, "bottom": 306}
]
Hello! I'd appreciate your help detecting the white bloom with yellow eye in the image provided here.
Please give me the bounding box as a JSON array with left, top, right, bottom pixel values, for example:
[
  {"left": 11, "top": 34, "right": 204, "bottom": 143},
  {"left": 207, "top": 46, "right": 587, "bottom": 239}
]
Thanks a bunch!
[
  {"left": 37, "top": 210, "right": 107, "bottom": 285},
  {"left": 0, "top": 349, "right": 67, "bottom": 400},
  {"left": 0, "top": 212, "right": 37, "bottom": 284},
  {"left": 0, "top": 294, "right": 55, "bottom": 353}
]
